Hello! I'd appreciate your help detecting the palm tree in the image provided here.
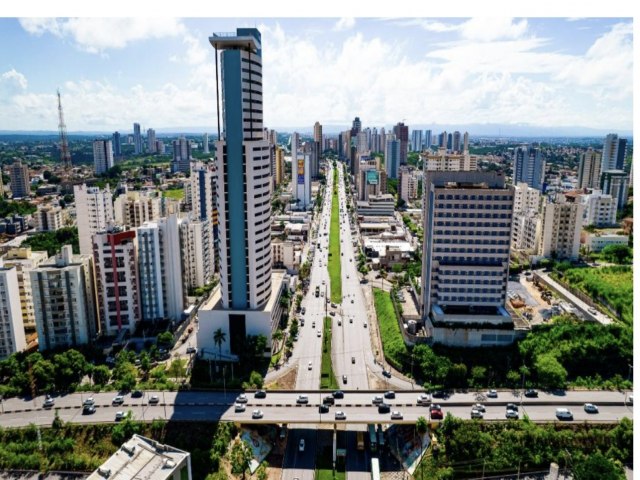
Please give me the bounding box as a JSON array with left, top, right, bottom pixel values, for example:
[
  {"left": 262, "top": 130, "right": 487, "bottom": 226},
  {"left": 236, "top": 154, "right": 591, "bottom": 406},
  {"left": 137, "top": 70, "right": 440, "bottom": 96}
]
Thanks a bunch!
[{"left": 213, "top": 328, "right": 226, "bottom": 363}]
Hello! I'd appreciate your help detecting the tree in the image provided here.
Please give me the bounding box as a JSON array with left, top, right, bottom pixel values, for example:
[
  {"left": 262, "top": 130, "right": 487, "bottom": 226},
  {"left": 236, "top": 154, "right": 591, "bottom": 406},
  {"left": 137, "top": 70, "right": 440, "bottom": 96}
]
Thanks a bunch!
[
  {"left": 92, "top": 365, "right": 111, "bottom": 386},
  {"left": 249, "top": 371, "right": 264, "bottom": 389},
  {"left": 416, "top": 416, "right": 428, "bottom": 435},
  {"left": 168, "top": 358, "right": 186, "bottom": 380},
  {"left": 470, "top": 366, "right": 487, "bottom": 389},
  {"left": 572, "top": 452, "right": 625, "bottom": 480},
  {"left": 157, "top": 331, "right": 174, "bottom": 347},
  {"left": 229, "top": 439, "right": 253, "bottom": 479},
  {"left": 213, "top": 328, "right": 226, "bottom": 362},
  {"left": 534, "top": 353, "right": 567, "bottom": 389},
  {"left": 601, "top": 244, "right": 632, "bottom": 264}
]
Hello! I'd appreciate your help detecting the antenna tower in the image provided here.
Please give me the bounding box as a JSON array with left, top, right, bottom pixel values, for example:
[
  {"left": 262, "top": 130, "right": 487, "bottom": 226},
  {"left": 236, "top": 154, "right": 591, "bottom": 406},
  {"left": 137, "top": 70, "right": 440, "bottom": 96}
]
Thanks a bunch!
[{"left": 57, "top": 89, "right": 72, "bottom": 170}]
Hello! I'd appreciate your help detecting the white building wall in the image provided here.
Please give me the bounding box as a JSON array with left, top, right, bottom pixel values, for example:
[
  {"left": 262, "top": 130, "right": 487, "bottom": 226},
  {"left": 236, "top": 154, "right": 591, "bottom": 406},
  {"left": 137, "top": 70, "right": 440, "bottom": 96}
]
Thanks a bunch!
[
  {"left": 75, "top": 185, "right": 114, "bottom": 256},
  {"left": 0, "top": 267, "right": 26, "bottom": 358},
  {"left": 538, "top": 197, "right": 583, "bottom": 259},
  {"left": 137, "top": 222, "right": 165, "bottom": 321}
]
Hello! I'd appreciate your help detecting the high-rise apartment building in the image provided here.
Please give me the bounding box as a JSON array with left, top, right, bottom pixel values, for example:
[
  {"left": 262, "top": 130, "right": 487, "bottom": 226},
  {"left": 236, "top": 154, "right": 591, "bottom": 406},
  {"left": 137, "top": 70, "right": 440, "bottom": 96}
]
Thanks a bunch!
[
  {"left": 0, "top": 247, "right": 49, "bottom": 332},
  {"left": 385, "top": 137, "right": 400, "bottom": 180},
  {"left": 133, "top": 123, "right": 143, "bottom": 155},
  {"left": 75, "top": 184, "right": 115, "bottom": 256},
  {"left": 34, "top": 205, "right": 64, "bottom": 232},
  {"left": 424, "top": 130, "right": 432, "bottom": 149},
  {"left": 9, "top": 159, "right": 30, "bottom": 199},
  {"left": 600, "top": 170, "right": 630, "bottom": 210},
  {"left": 538, "top": 195, "right": 583, "bottom": 259},
  {"left": 399, "top": 166, "right": 418, "bottom": 202},
  {"left": 601, "top": 133, "right": 628, "bottom": 172},
  {"left": 421, "top": 148, "right": 477, "bottom": 172},
  {"left": 513, "top": 182, "right": 541, "bottom": 213},
  {"left": 410, "top": 130, "right": 422, "bottom": 152},
  {"left": 578, "top": 190, "right": 617, "bottom": 227},
  {"left": 513, "top": 145, "right": 544, "bottom": 191},
  {"left": 93, "top": 139, "right": 114, "bottom": 175},
  {"left": 114, "top": 190, "right": 161, "bottom": 230},
  {"left": 577, "top": 148, "right": 602, "bottom": 189},
  {"left": 421, "top": 171, "right": 515, "bottom": 347},
  {"left": 31, "top": 245, "right": 98, "bottom": 351},
  {"left": 180, "top": 216, "right": 215, "bottom": 291},
  {"left": 274, "top": 146, "right": 285, "bottom": 186},
  {"left": 189, "top": 161, "right": 217, "bottom": 267},
  {"left": 147, "top": 128, "right": 157, "bottom": 154},
  {"left": 93, "top": 228, "right": 140, "bottom": 335},
  {"left": 112, "top": 131, "right": 122, "bottom": 157},
  {"left": 203, "top": 133, "right": 210, "bottom": 154},
  {"left": 172, "top": 136, "right": 192, "bottom": 173},
  {"left": 393, "top": 122, "right": 409, "bottom": 164},
  {"left": 0, "top": 266, "right": 26, "bottom": 359}
]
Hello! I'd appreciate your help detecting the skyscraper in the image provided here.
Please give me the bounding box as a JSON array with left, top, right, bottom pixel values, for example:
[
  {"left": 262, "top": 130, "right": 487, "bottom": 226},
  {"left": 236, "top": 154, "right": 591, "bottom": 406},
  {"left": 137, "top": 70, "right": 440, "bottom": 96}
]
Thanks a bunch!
[
  {"left": 112, "top": 131, "right": 122, "bottom": 157},
  {"left": 147, "top": 128, "right": 157, "bottom": 154},
  {"left": 133, "top": 123, "right": 143, "bottom": 155},
  {"left": 393, "top": 122, "right": 409, "bottom": 164},
  {"left": 351, "top": 117, "right": 361, "bottom": 136},
  {"left": 93, "top": 139, "right": 114, "bottom": 175},
  {"left": 452, "top": 131, "right": 461, "bottom": 153},
  {"left": 313, "top": 121, "right": 323, "bottom": 143},
  {"left": 172, "top": 136, "right": 192, "bottom": 173},
  {"left": 410, "top": 130, "right": 422, "bottom": 152},
  {"left": 513, "top": 145, "right": 544, "bottom": 191},
  {"left": 601, "top": 133, "right": 628, "bottom": 172},
  {"left": 424, "top": 129, "right": 432, "bottom": 149},
  {"left": 74, "top": 184, "right": 114, "bottom": 256},
  {"left": 385, "top": 137, "right": 400, "bottom": 180},
  {"left": 9, "top": 159, "right": 30, "bottom": 199},
  {"left": 203, "top": 133, "right": 210, "bottom": 154},
  {"left": 577, "top": 148, "right": 602, "bottom": 189}
]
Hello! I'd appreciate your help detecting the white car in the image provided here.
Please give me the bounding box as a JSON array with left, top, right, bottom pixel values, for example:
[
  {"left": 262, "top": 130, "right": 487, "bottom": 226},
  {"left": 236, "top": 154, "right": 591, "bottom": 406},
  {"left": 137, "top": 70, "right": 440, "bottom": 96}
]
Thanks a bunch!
[
  {"left": 236, "top": 393, "right": 248, "bottom": 403},
  {"left": 317, "top": 330, "right": 322, "bottom": 337},
  {"left": 487, "top": 390, "right": 498, "bottom": 398},
  {"left": 505, "top": 409, "right": 519, "bottom": 419},
  {"left": 115, "top": 411, "right": 125, "bottom": 421},
  {"left": 297, "top": 395, "right": 309, "bottom": 404},
  {"left": 83, "top": 397, "right": 95, "bottom": 407},
  {"left": 252, "top": 409, "right": 264, "bottom": 419},
  {"left": 473, "top": 403, "right": 486, "bottom": 412},
  {"left": 148, "top": 395, "right": 160, "bottom": 404},
  {"left": 372, "top": 395, "right": 384, "bottom": 405},
  {"left": 308, "top": 362, "right": 313, "bottom": 370},
  {"left": 235, "top": 403, "right": 246, "bottom": 412},
  {"left": 43, "top": 397, "right": 55, "bottom": 408},
  {"left": 584, "top": 403, "right": 599, "bottom": 413},
  {"left": 471, "top": 409, "right": 484, "bottom": 419},
  {"left": 391, "top": 411, "right": 403, "bottom": 420},
  {"left": 335, "top": 411, "right": 346, "bottom": 420},
  {"left": 112, "top": 395, "right": 124, "bottom": 405}
]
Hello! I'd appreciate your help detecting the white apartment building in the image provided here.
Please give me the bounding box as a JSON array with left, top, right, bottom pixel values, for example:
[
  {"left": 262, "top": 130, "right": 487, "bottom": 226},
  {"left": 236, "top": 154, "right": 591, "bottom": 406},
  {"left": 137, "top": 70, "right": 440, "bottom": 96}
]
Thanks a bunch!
[
  {"left": 399, "top": 166, "right": 418, "bottom": 202},
  {"left": 0, "top": 248, "right": 49, "bottom": 331},
  {"left": 577, "top": 148, "right": 602, "bottom": 189},
  {"left": 513, "top": 182, "right": 541, "bottom": 213},
  {"left": 421, "top": 148, "right": 477, "bottom": 172},
  {"left": 75, "top": 184, "right": 115, "bottom": 256},
  {"left": 30, "top": 245, "right": 98, "bottom": 351},
  {"left": 511, "top": 212, "right": 540, "bottom": 252},
  {"left": 93, "top": 139, "right": 114, "bottom": 175},
  {"left": 538, "top": 195, "right": 584, "bottom": 259},
  {"left": 0, "top": 266, "right": 26, "bottom": 359},
  {"left": 583, "top": 233, "right": 629, "bottom": 252},
  {"left": 34, "top": 205, "right": 65, "bottom": 232},
  {"left": 578, "top": 190, "right": 617, "bottom": 227},
  {"left": 93, "top": 229, "right": 140, "bottom": 336},
  {"left": 357, "top": 194, "right": 395, "bottom": 216},
  {"left": 114, "top": 190, "right": 161, "bottom": 229},
  {"left": 293, "top": 153, "right": 311, "bottom": 209},
  {"left": 180, "top": 216, "right": 215, "bottom": 292},
  {"left": 271, "top": 239, "right": 298, "bottom": 272},
  {"left": 421, "top": 171, "right": 515, "bottom": 347}
]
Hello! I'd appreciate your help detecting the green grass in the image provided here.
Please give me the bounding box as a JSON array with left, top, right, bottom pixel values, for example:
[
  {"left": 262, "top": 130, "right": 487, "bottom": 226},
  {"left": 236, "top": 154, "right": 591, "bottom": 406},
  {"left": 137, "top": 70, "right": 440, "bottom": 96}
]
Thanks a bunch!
[
  {"left": 373, "top": 288, "right": 409, "bottom": 371},
  {"left": 162, "top": 188, "right": 184, "bottom": 200},
  {"left": 328, "top": 168, "right": 342, "bottom": 304},
  {"left": 320, "top": 316, "right": 339, "bottom": 390},
  {"left": 316, "top": 446, "right": 346, "bottom": 480}
]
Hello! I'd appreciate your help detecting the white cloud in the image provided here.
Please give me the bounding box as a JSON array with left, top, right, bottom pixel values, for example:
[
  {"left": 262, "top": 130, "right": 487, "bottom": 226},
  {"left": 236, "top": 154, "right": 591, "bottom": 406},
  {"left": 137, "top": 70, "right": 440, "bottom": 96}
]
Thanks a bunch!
[
  {"left": 19, "top": 17, "right": 186, "bottom": 53},
  {"left": 1, "top": 69, "right": 28, "bottom": 91},
  {"left": 334, "top": 17, "right": 355, "bottom": 31},
  {"left": 458, "top": 17, "right": 528, "bottom": 41}
]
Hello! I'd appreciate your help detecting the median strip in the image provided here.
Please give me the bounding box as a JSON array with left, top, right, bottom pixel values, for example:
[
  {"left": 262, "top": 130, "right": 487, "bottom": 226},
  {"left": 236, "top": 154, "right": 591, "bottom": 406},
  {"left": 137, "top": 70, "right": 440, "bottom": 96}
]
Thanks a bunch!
[{"left": 328, "top": 166, "right": 342, "bottom": 304}]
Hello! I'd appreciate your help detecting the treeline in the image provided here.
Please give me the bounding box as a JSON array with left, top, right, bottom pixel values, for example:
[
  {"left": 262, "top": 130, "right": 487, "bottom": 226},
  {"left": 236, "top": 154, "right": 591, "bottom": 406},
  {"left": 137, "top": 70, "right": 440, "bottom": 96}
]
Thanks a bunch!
[
  {"left": 21, "top": 227, "right": 79, "bottom": 256},
  {"left": 0, "top": 198, "right": 37, "bottom": 217}
]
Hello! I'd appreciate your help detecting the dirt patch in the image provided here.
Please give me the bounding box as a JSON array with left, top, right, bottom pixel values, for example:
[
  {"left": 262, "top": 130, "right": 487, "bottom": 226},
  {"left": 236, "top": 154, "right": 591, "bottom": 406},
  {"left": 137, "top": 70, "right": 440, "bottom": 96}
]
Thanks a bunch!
[
  {"left": 368, "top": 367, "right": 387, "bottom": 390},
  {"left": 265, "top": 365, "right": 298, "bottom": 390}
]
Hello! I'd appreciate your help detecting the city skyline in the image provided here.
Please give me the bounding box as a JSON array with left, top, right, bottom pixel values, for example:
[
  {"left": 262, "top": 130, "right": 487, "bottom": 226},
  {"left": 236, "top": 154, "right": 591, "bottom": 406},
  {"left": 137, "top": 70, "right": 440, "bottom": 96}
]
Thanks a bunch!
[{"left": 0, "top": 17, "right": 633, "bottom": 133}]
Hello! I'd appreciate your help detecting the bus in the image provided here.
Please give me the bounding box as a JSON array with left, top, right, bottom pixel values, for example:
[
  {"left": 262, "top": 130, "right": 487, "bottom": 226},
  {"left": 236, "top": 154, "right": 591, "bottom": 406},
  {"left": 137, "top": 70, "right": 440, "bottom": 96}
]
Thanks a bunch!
[
  {"left": 368, "top": 424, "right": 377, "bottom": 453},
  {"left": 371, "top": 458, "right": 380, "bottom": 480},
  {"left": 356, "top": 431, "right": 364, "bottom": 451}
]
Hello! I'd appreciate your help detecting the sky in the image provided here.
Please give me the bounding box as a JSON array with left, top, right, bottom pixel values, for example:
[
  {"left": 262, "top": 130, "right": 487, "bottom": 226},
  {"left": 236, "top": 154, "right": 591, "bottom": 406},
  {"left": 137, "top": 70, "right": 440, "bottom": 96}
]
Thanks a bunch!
[{"left": 0, "top": 15, "right": 634, "bottom": 134}]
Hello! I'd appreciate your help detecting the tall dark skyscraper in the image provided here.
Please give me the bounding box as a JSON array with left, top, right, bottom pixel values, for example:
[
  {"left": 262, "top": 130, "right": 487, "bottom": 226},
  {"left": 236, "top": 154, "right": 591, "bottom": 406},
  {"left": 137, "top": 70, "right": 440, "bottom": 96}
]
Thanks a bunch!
[
  {"left": 133, "top": 123, "right": 142, "bottom": 155},
  {"left": 112, "top": 131, "right": 122, "bottom": 157},
  {"left": 393, "top": 122, "right": 408, "bottom": 165},
  {"left": 351, "top": 116, "right": 361, "bottom": 136},
  {"left": 514, "top": 145, "right": 544, "bottom": 191}
]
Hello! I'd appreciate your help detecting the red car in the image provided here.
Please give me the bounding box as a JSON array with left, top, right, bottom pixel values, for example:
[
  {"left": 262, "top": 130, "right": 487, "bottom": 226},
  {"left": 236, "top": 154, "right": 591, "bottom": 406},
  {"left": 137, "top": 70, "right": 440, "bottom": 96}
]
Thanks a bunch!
[{"left": 430, "top": 405, "right": 443, "bottom": 420}]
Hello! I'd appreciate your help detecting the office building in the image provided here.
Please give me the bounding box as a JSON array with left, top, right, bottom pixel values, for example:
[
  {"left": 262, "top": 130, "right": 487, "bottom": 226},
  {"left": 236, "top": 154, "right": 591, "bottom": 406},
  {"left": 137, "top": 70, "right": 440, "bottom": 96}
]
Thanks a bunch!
[
  {"left": 358, "top": 167, "right": 386, "bottom": 202},
  {"left": 578, "top": 190, "right": 617, "bottom": 227},
  {"left": 513, "top": 145, "right": 544, "bottom": 190},
  {"left": 399, "top": 166, "right": 418, "bottom": 203},
  {"left": 203, "top": 133, "right": 210, "bottom": 154},
  {"left": 424, "top": 130, "right": 432, "bottom": 149},
  {"left": 577, "top": 148, "right": 602, "bottom": 189},
  {"left": 410, "top": 130, "right": 423, "bottom": 152},
  {"left": 147, "top": 128, "right": 156, "bottom": 154},
  {"left": 385, "top": 137, "right": 400, "bottom": 179},
  {"left": 393, "top": 122, "right": 409, "bottom": 164},
  {"left": 200, "top": 28, "right": 285, "bottom": 358},
  {"left": 133, "top": 123, "right": 143, "bottom": 155},
  {"left": 463, "top": 132, "right": 469, "bottom": 152},
  {"left": 114, "top": 190, "right": 161, "bottom": 230},
  {"left": 31, "top": 245, "right": 98, "bottom": 351},
  {"left": 601, "top": 133, "right": 628, "bottom": 172},
  {"left": 513, "top": 182, "right": 541, "bottom": 213},
  {"left": 93, "top": 139, "right": 114, "bottom": 175},
  {"left": 351, "top": 116, "right": 361, "bottom": 135},
  {"left": 293, "top": 153, "right": 311, "bottom": 209},
  {"left": 87, "top": 434, "right": 192, "bottom": 480},
  {"left": 0, "top": 247, "right": 49, "bottom": 332},
  {"left": 314, "top": 121, "right": 322, "bottom": 143},
  {"left": 172, "top": 136, "right": 192, "bottom": 173},
  {"left": 93, "top": 228, "right": 140, "bottom": 336},
  {"left": 538, "top": 195, "right": 583, "bottom": 260},
  {"left": 357, "top": 194, "right": 395, "bottom": 216},
  {"left": 0, "top": 266, "right": 26, "bottom": 359},
  {"left": 421, "top": 171, "right": 515, "bottom": 347},
  {"left": 34, "top": 205, "right": 64, "bottom": 232},
  {"left": 9, "top": 159, "right": 30, "bottom": 199},
  {"left": 600, "top": 170, "right": 630, "bottom": 210},
  {"left": 274, "top": 146, "right": 285, "bottom": 186},
  {"left": 452, "top": 131, "right": 461, "bottom": 153},
  {"left": 112, "top": 131, "right": 122, "bottom": 157},
  {"left": 421, "top": 148, "right": 477, "bottom": 172},
  {"left": 75, "top": 184, "right": 115, "bottom": 256}
]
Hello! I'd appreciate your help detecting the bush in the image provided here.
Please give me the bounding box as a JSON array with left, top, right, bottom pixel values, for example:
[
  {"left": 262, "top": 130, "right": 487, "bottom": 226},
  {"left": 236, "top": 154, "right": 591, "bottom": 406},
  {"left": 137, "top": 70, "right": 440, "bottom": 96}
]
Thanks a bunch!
[{"left": 372, "top": 288, "right": 409, "bottom": 370}]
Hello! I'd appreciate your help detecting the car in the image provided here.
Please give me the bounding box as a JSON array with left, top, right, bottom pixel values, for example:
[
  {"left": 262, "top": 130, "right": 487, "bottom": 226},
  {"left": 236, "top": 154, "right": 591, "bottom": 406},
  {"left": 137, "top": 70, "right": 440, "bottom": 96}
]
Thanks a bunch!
[
  {"left": 391, "top": 411, "right": 403, "bottom": 420},
  {"left": 254, "top": 390, "right": 267, "bottom": 399},
  {"left": 350, "top": 299, "right": 354, "bottom": 303},
  {"left": 337, "top": 319, "right": 341, "bottom": 326},
  {"left": 323, "top": 395, "right": 335, "bottom": 405},
  {"left": 43, "top": 397, "right": 55, "bottom": 408},
  {"left": 319, "top": 404, "right": 330, "bottom": 413},
  {"left": 297, "top": 395, "right": 309, "bottom": 404},
  {"left": 506, "top": 403, "right": 519, "bottom": 412},
  {"left": 487, "top": 390, "right": 498, "bottom": 398},
  {"left": 311, "top": 321, "right": 316, "bottom": 328},
  {"left": 363, "top": 322, "right": 367, "bottom": 328},
  {"left": 83, "top": 405, "right": 96, "bottom": 415},
  {"left": 384, "top": 391, "right": 396, "bottom": 399},
  {"left": 430, "top": 407, "right": 443, "bottom": 420},
  {"left": 417, "top": 394, "right": 431, "bottom": 405},
  {"left": 473, "top": 403, "right": 486, "bottom": 412},
  {"left": 186, "top": 346, "right": 197, "bottom": 354},
  {"left": 322, "top": 280, "right": 325, "bottom": 285},
  {"left": 471, "top": 409, "right": 484, "bottom": 419},
  {"left": 372, "top": 395, "right": 384, "bottom": 405},
  {"left": 335, "top": 411, "right": 346, "bottom": 420},
  {"left": 148, "top": 395, "right": 160, "bottom": 404},
  {"left": 332, "top": 390, "right": 344, "bottom": 399},
  {"left": 252, "top": 409, "right": 264, "bottom": 419},
  {"left": 83, "top": 397, "right": 95, "bottom": 407},
  {"left": 342, "top": 375, "right": 348, "bottom": 384},
  {"left": 378, "top": 403, "right": 391, "bottom": 414},
  {"left": 330, "top": 311, "right": 336, "bottom": 317},
  {"left": 131, "top": 390, "right": 143, "bottom": 398},
  {"left": 115, "top": 411, "right": 125, "bottom": 421},
  {"left": 506, "top": 409, "right": 519, "bottom": 419},
  {"left": 524, "top": 389, "right": 538, "bottom": 398},
  {"left": 112, "top": 395, "right": 124, "bottom": 405},
  {"left": 308, "top": 362, "right": 313, "bottom": 370},
  {"left": 556, "top": 408, "right": 573, "bottom": 420},
  {"left": 299, "top": 439, "right": 305, "bottom": 452},
  {"left": 235, "top": 403, "right": 246, "bottom": 412},
  {"left": 584, "top": 403, "right": 599, "bottom": 413},
  {"left": 331, "top": 303, "right": 337, "bottom": 308},
  {"left": 301, "top": 307, "right": 306, "bottom": 314},
  {"left": 317, "top": 330, "right": 322, "bottom": 337},
  {"left": 382, "top": 370, "right": 392, "bottom": 378},
  {"left": 236, "top": 393, "right": 248, "bottom": 403}
]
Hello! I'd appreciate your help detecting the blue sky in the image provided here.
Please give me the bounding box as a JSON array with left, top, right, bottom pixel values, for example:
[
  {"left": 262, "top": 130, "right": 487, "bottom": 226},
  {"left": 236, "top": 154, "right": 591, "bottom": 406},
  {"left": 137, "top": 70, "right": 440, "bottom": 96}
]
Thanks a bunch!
[{"left": 0, "top": 17, "right": 633, "bottom": 132}]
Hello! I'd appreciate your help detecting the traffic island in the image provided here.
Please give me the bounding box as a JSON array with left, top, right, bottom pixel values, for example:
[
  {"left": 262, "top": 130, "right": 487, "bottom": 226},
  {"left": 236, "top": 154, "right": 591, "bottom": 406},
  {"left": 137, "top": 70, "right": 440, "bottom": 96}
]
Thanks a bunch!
[
  {"left": 320, "top": 316, "right": 339, "bottom": 390},
  {"left": 329, "top": 167, "right": 342, "bottom": 304}
]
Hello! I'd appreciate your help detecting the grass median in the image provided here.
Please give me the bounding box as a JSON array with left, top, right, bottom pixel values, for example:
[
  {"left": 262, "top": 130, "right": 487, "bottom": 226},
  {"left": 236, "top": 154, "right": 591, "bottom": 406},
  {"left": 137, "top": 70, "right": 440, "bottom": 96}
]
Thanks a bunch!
[
  {"left": 320, "top": 316, "right": 339, "bottom": 390},
  {"left": 373, "top": 287, "right": 409, "bottom": 371},
  {"left": 328, "top": 167, "right": 342, "bottom": 304}
]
